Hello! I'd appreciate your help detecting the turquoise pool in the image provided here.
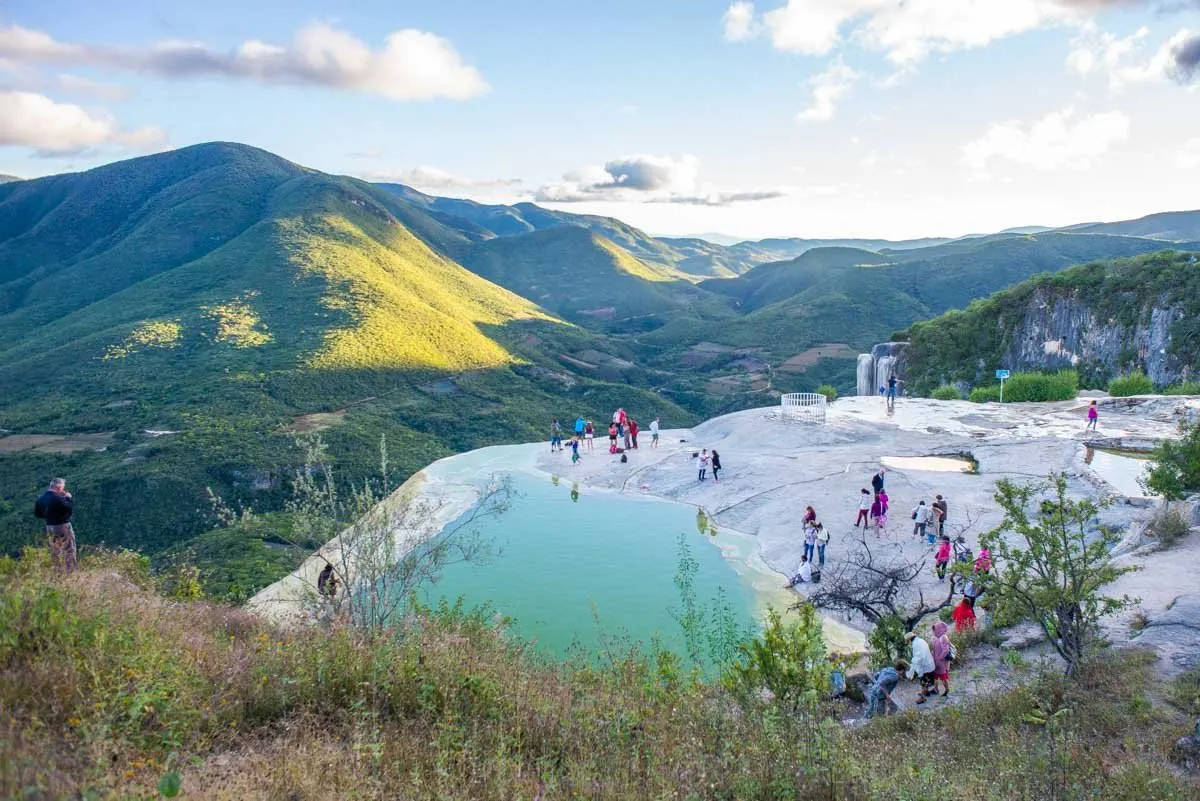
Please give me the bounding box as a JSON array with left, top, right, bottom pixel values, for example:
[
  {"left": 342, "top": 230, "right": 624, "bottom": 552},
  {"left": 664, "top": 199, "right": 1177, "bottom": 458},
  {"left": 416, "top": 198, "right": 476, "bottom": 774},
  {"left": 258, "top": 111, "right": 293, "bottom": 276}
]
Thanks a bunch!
[{"left": 421, "top": 470, "right": 774, "bottom": 659}]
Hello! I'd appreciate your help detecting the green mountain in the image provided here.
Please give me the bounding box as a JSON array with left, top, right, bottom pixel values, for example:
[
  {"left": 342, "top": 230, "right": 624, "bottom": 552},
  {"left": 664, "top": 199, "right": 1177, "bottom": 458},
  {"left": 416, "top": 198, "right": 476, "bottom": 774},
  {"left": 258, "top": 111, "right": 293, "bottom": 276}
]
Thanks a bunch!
[
  {"left": 0, "top": 143, "right": 695, "bottom": 576},
  {"left": 0, "top": 174, "right": 20, "bottom": 184},
  {"left": 899, "top": 250, "right": 1200, "bottom": 394},
  {"left": 1057, "top": 209, "right": 1200, "bottom": 241}
]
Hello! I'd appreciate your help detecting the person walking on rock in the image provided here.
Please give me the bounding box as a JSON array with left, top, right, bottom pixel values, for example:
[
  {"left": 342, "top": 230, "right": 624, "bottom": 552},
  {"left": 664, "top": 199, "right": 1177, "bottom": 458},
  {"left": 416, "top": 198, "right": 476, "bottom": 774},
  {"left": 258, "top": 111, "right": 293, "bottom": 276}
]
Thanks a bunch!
[
  {"left": 886, "top": 374, "right": 898, "bottom": 409},
  {"left": 952, "top": 598, "right": 976, "bottom": 632},
  {"left": 1086, "top": 400, "right": 1099, "bottom": 432},
  {"left": 608, "top": 422, "right": 619, "bottom": 453},
  {"left": 905, "top": 632, "right": 937, "bottom": 703},
  {"left": 34, "top": 477, "right": 76, "bottom": 572},
  {"left": 911, "top": 500, "right": 930, "bottom": 539},
  {"left": 698, "top": 449, "right": 710, "bottom": 481},
  {"left": 931, "top": 621, "right": 953, "bottom": 697},
  {"left": 933, "top": 494, "right": 948, "bottom": 536},
  {"left": 879, "top": 487, "right": 889, "bottom": 516},
  {"left": 650, "top": 417, "right": 660, "bottom": 448},
  {"left": 870, "top": 492, "right": 886, "bottom": 536},
  {"left": 872, "top": 469, "right": 885, "bottom": 494},
  {"left": 934, "top": 534, "right": 951, "bottom": 581},
  {"left": 855, "top": 489, "right": 871, "bottom": 531},
  {"left": 584, "top": 420, "right": 594, "bottom": 452},
  {"left": 550, "top": 419, "right": 563, "bottom": 452},
  {"left": 630, "top": 419, "right": 640, "bottom": 449},
  {"left": 710, "top": 450, "right": 722, "bottom": 482}
]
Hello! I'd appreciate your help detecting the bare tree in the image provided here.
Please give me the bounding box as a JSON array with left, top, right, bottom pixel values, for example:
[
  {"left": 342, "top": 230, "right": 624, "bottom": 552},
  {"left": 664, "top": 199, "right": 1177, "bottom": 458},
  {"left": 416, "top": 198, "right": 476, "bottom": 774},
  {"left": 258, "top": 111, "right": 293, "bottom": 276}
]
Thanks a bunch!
[
  {"left": 277, "top": 434, "right": 511, "bottom": 631},
  {"left": 805, "top": 510, "right": 982, "bottom": 631}
]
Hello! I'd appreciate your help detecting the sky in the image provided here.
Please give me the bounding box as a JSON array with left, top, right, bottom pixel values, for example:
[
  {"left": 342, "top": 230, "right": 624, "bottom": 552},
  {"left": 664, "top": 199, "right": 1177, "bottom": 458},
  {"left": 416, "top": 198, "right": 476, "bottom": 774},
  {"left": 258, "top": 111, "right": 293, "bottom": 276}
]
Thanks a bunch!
[{"left": 1, "top": 0, "right": 1199, "bottom": 240}]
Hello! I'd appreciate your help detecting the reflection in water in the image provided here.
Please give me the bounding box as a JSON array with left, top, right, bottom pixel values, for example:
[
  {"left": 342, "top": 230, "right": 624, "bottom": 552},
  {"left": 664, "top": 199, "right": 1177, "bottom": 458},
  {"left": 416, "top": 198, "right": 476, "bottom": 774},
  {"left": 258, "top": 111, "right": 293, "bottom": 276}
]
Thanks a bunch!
[
  {"left": 570, "top": 482, "right": 580, "bottom": 503},
  {"left": 696, "top": 508, "right": 717, "bottom": 537},
  {"left": 550, "top": 474, "right": 559, "bottom": 486},
  {"left": 1084, "top": 447, "right": 1156, "bottom": 497}
]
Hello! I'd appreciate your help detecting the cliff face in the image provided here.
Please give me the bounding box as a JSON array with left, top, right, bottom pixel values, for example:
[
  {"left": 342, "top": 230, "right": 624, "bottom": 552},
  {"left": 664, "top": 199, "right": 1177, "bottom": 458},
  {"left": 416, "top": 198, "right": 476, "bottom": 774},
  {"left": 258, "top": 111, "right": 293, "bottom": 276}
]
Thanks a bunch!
[
  {"left": 897, "top": 251, "right": 1200, "bottom": 394},
  {"left": 1002, "top": 289, "right": 1187, "bottom": 386},
  {"left": 857, "top": 342, "right": 909, "bottom": 396}
]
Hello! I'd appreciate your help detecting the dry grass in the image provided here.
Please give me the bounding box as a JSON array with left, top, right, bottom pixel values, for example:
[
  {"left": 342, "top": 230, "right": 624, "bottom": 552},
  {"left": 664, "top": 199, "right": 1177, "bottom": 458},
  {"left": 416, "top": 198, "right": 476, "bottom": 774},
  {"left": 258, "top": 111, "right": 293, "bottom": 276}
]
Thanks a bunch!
[{"left": 1, "top": 549, "right": 1195, "bottom": 801}]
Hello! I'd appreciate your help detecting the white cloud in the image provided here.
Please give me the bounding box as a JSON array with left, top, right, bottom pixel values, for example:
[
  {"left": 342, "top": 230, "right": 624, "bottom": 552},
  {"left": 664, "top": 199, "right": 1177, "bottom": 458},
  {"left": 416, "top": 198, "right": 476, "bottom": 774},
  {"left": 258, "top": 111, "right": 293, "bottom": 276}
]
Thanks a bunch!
[
  {"left": 797, "top": 59, "right": 858, "bottom": 122},
  {"left": 0, "top": 23, "right": 488, "bottom": 101},
  {"left": 962, "top": 107, "right": 1130, "bottom": 172},
  {"left": 0, "top": 90, "right": 165, "bottom": 155},
  {"left": 743, "top": 0, "right": 1093, "bottom": 64},
  {"left": 1065, "top": 25, "right": 1200, "bottom": 89},
  {"left": 536, "top": 154, "right": 785, "bottom": 206},
  {"left": 363, "top": 165, "right": 522, "bottom": 190},
  {"left": 55, "top": 73, "right": 130, "bottom": 101},
  {"left": 1177, "top": 137, "right": 1200, "bottom": 168},
  {"left": 723, "top": 2, "right": 759, "bottom": 42}
]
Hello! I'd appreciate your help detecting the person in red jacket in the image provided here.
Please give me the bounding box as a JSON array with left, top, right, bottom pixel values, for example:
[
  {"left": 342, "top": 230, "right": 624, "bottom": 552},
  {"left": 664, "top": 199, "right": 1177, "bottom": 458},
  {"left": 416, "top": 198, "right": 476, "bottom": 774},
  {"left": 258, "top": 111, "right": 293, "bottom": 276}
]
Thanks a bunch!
[{"left": 629, "top": 419, "right": 639, "bottom": 449}]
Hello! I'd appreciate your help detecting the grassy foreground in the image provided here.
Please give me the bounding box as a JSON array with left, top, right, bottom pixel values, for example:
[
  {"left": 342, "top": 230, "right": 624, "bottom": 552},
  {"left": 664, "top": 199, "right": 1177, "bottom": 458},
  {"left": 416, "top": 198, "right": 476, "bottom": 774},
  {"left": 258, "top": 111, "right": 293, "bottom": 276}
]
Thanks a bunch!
[{"left": 1, "top": 550, "right": 1196, "bottom": 801}]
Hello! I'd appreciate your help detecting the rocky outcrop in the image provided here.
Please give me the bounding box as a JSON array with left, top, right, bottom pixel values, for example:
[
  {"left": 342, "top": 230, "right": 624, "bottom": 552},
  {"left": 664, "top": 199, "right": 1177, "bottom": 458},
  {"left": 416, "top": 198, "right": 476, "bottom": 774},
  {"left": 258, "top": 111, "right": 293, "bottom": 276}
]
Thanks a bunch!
[
  {"left": 1001, "top": 288, "right": 1189, "bottom": 386},
  {"left": 856, "top": 342, "right": 909, "bottom": 396}
]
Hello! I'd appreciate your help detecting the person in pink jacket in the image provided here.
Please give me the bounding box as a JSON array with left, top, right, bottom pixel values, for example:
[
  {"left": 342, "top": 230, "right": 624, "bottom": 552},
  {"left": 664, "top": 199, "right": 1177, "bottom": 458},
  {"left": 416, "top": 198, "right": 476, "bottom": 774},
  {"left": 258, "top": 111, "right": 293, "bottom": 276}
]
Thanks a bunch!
[
  {"left": 931, "top": 621, "right": 953, "bottom": 698},
  {"left": 934, "top": 535, "right": 951, "bottom": 581}
]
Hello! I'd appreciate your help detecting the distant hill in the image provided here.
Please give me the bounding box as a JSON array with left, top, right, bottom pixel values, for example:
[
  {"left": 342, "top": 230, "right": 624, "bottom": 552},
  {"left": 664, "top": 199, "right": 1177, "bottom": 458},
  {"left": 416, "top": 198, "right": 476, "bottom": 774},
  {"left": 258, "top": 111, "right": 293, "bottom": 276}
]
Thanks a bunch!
[
  {"left": 0, "top": 174, "right": 20, "bottom": 184},
  {"left": 1056, "top": 209, "right": 1200, "bottom": 241}
]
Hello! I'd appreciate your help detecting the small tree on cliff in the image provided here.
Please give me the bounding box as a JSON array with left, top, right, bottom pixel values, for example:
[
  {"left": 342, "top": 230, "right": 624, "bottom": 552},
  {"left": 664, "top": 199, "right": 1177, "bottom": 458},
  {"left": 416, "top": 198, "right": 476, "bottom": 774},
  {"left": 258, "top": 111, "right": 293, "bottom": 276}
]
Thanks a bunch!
[
  {"left": 1143, "top": 418, "right": 1200, "bottom": 501},
  {"left": 982, "top": 473, "right": 1135, "bottom": 677}
]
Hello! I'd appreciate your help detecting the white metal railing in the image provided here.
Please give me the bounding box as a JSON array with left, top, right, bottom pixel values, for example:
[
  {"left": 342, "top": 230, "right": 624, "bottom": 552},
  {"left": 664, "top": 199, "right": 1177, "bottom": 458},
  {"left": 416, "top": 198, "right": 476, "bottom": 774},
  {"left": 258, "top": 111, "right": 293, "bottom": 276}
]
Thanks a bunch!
[{"left": 779, "top": 392, "right": 827, "bottom": 423}]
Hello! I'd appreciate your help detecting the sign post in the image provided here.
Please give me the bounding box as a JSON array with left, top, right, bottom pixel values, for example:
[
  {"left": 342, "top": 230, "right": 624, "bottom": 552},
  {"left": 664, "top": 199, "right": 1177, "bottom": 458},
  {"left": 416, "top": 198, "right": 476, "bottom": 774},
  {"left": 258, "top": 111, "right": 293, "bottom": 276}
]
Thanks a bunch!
[{"left": 995, "top": 369, "right": 1010, "bottom": 403}]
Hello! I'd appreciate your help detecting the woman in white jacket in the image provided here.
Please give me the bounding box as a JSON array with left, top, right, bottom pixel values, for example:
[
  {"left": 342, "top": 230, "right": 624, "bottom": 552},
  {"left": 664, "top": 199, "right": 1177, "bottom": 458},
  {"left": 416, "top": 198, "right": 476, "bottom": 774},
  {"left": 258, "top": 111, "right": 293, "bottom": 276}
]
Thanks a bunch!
[{"left": 904, "top": 631, "right": 937, "bottom": 702}]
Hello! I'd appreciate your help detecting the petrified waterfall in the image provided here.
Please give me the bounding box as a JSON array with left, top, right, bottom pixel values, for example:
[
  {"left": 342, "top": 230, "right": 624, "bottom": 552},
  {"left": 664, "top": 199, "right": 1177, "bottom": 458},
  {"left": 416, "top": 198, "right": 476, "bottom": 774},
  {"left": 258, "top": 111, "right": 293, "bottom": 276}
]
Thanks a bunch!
[
  {"left": 856, "top": 354, "right": 874, "bottom": 397},
  {"left": 856, "top": 342, "right": 910, "bottom": 396}
]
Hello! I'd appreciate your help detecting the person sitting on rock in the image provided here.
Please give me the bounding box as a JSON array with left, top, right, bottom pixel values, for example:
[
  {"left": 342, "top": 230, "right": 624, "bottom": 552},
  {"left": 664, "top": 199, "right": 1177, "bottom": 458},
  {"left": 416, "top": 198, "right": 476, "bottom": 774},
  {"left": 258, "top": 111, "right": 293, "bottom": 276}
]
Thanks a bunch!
[{"left": 786, "top": 555, "right": 813, "bottom": 587}]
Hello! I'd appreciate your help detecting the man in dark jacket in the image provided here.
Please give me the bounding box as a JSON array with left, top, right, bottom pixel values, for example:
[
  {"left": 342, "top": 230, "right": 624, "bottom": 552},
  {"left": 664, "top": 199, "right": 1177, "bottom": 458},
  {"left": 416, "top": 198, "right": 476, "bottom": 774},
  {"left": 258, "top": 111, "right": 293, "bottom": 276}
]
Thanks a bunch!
[{"left": 34, "top": 477, "right": 76, "bottom": 572}]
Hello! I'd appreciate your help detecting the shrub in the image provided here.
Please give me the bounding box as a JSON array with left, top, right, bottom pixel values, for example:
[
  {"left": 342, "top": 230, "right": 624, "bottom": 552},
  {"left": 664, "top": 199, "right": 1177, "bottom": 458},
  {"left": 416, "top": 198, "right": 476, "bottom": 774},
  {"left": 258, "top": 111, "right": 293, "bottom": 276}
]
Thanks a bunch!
[
  {"left": 866, "top": 614, "right": 907, "bottom": 668},
  {"left": 1109, "top": 371, "right": 1155, "bottom": 397},
  {"left": 1144, "top": 419, "right": 1200, "bottom": 500},
  {"left": 969, "top": 385, "right": 1001, "bottom": 403},
  {"left": 931, "top": 385, "right": 961, "bottom": 400},
  {"left": 1144, "top": 505, "right": 1191, "bottom": 548},
  {"left": 815, "top": 384, "right": 838, "bottom": 402},
  {"left": 725, "top": 605, "right": 829, "bottom": 711},
  {"left": 1163, "top": 380, "right": 1200, "bottom": 395},
  {"left": 1001, "top": 370, "right": 1079, "bottom": 402}
]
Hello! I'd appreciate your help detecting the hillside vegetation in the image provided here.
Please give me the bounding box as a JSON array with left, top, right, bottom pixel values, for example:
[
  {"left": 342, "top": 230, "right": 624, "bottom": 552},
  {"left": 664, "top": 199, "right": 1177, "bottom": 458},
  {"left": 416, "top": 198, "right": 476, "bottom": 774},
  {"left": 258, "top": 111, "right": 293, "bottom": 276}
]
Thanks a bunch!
[{"left": 1, "top": 551, "right": 1195, "bottom": 800}]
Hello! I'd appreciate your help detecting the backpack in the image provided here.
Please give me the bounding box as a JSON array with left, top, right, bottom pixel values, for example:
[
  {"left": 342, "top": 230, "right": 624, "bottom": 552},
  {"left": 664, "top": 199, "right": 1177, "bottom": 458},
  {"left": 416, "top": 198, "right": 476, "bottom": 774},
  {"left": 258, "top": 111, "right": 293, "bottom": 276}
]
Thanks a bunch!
[
  {"left": 947, "top": 639, "right": 957, "bottom": 662},
  {"left": 811, "top": 568, "right": 822, "bottom": 584}
]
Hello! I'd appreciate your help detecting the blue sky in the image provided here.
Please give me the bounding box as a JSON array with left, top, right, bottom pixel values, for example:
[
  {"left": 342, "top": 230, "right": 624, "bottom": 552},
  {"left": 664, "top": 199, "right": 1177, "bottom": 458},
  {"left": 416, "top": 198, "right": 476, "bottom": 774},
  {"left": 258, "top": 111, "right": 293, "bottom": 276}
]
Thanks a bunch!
[{"left": 2, "top": 0, "right": 1199, "bottom": 239}]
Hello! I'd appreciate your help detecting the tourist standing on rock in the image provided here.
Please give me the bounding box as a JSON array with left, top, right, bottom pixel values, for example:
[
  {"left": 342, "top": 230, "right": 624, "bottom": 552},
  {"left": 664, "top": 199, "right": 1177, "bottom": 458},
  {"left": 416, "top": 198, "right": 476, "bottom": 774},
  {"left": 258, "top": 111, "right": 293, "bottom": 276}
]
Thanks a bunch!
[
  {"left": 803, "top": 505, "right": 817, "bottom": 531},
  {"left": 886, "top": 375, "right": 898, "bottom": 409},
  {"left": 856, "top": 489, "right": 871, "bottom": 530},
  {"left": 911, "top": 500, "right": 930, "bottom": 539},
  {"left": 630, "top": 419, "right": 640, "bottom": 449},
  {"left": 608, "top": 422, "right": 619, "bottom": 453},
  {"left": 803, "top": 521, "right": 816, "bottom": 563},
  {"left": 711, "top": 450, "right": 722, "bottom": 482},
  {"left": 650, "top": 417, "right": 660, "bottom": 448},
  {"left": 879, "top": 487, "right": 890, "bottom": 516},
  {"left": 1086, "top": 400, "right": 1099, "bottom": 431},
  {"left": 952, "top": 598, "right": 976, "bottom": 632},
  {"left": 584, "top": 420, "right": 594, "bottom": 452},
  {"left": 550, "top": 419, "right": 563, "bottom": 452},
  {"left": 872, "top": 469, "right": 885, "bottom": 494},
  {"left": 815, "top": 523, "right": 829, "bottom": 566},
  {"left": 698, "top": 449, "right": 710, "bottom": 481},
  {"left": 623, "top": 418, "right": 632, "bottom": 451},
  {"left": 870, "top": 492, "right": 886, "bottom": 536},
  {"left": 617, "top": 407, "right": 628, "bottom": 437},
  {"left": 574, "top": 417, "right": 586, "bottom": 438},
  {"left": 933, "top": 494, "right": 948, "bottom": 536},
  {"left": 931, "top": 621, "right": 952, "bottom": 697},
  {"left": 905, "top": 632, "right": 937, "bottom": 703},
  {"left": 34, "top": 477, "right": 76, "bottom": 572},
  {"left": 974, "top": 545, "right": 992, "bottom": 575},
  {"left": 317, "top": 561, "right": 339, "bottom": 599},
  {"left": 865, "top": 660, "right": 907, "bottom": 718},
  {"left": 934, "top": 535, "right": 951, "bottom": 581}
]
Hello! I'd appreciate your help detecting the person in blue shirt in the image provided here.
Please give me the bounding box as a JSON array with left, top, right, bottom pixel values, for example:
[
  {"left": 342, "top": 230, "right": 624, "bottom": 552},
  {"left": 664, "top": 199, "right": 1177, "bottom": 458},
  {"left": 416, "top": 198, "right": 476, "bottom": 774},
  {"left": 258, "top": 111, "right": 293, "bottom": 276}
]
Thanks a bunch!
[{"left": 865, "top": 659, "right": 909, "bottom": 718}]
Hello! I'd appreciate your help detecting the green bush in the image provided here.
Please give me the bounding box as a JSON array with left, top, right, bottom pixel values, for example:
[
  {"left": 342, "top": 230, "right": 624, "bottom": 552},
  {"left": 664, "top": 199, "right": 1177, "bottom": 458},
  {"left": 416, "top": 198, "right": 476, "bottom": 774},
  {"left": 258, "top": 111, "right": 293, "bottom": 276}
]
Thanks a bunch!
[
  {"left": 931, "top": 384, "right": 962, "bottom": 400},
  {"left": 815, "top": 384, "right": 838, "bottom": 402},
  {"left": 1144, "top": 419, "right": 1200, "bottom": 500},
  {"left": 1163, "top": 380, "right": 1200, "bottom": 395},
  {"left": 969, "top": 385, "right": 1001, "bottom": 403},
  {"left": 1001, "top": 370, "right": 1079, "bottom": 402},
  {"left": 725, "top": 605, "right": 829, "bottom": 711},
  {"left": 866, "top": 614, "right": 907, "bottom": 668},
  {"left": 1144, "top": 505, "right": 1191, "bottom": 549},
  {"left": 1109, "top": 371, "right": 1155, "bottom": 397}
]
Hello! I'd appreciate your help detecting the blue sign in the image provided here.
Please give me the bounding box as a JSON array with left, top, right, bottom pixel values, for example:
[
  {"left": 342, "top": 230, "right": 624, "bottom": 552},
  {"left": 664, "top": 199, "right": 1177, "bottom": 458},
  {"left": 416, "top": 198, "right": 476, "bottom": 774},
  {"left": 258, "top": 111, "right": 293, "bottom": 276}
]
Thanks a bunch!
[{"left": 995, "top": 369, "right": 1010, "bottom": 380}]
